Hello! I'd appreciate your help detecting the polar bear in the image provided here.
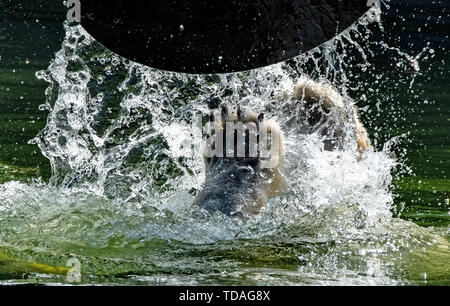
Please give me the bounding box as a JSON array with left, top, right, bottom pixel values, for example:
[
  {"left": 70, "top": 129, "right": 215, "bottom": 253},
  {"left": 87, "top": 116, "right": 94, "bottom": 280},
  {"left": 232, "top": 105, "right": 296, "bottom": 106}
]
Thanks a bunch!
[{"left": 194, "top": 79, "right": 372, "bottom": 217}]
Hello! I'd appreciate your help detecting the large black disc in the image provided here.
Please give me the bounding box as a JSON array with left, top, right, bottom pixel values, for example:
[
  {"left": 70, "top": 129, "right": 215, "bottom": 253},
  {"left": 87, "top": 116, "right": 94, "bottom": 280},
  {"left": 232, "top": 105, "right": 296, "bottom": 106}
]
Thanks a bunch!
[{"left": 78, "top": 0, "right": 372, "bottom": 74}]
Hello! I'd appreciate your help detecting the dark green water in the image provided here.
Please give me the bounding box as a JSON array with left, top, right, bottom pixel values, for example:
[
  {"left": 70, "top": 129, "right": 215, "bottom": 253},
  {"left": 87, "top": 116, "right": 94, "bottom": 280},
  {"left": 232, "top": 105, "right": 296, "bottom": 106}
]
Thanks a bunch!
[{"left": 0, "top": 0, "right": 448, "bottom": 285}]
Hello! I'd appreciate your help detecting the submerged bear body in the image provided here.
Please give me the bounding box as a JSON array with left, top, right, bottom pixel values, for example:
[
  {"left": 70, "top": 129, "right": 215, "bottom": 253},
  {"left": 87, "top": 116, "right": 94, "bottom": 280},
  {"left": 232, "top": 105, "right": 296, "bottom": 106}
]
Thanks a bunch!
[{"left": 195, "top": 157, "right": 262, "bottom": 217}]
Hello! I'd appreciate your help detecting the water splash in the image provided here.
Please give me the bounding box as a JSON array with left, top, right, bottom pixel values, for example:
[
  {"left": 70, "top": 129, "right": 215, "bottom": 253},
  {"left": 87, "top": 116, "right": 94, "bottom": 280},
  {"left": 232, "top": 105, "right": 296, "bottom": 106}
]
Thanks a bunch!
[{"left": 1, "top": 2, "right": 448, "bottom": 285}]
